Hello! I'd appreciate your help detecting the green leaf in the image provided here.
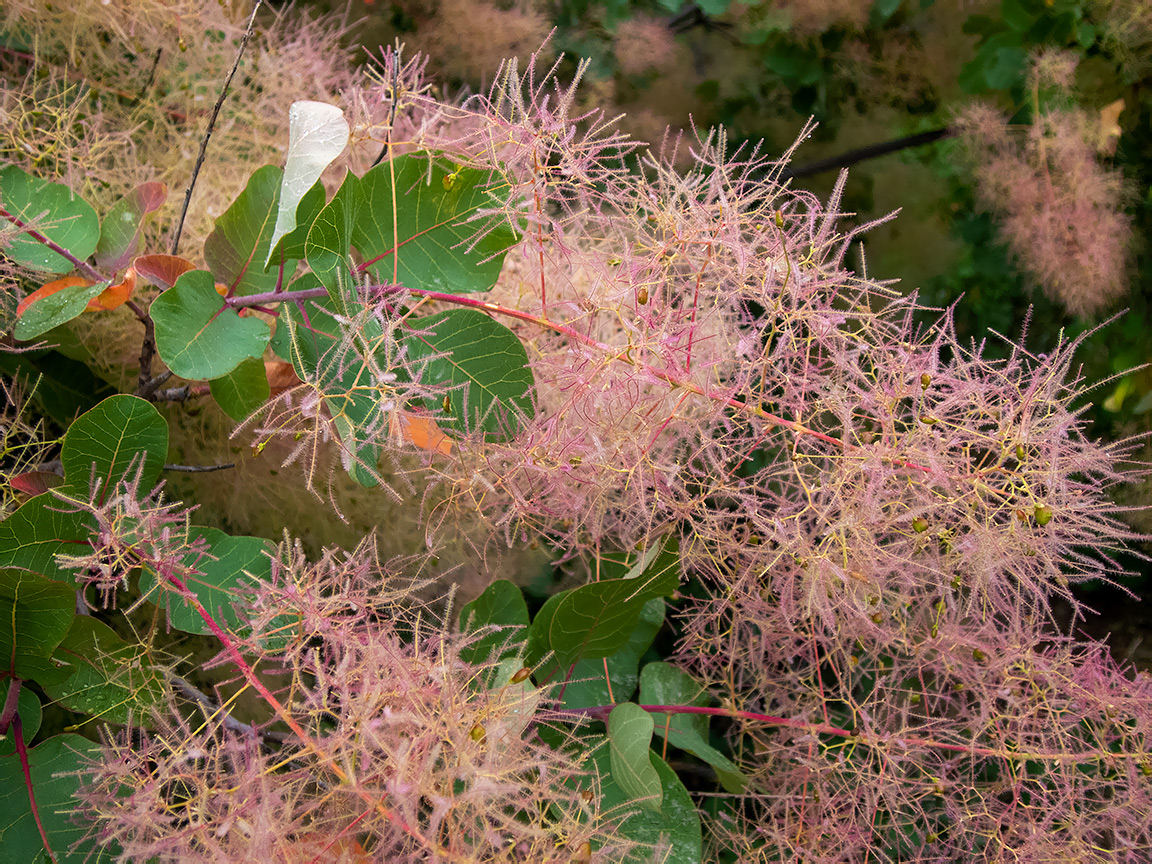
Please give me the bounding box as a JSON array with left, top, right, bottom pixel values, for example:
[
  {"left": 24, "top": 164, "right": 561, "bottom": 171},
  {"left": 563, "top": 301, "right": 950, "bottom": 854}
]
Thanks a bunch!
[
  {"left": 984, "top": 44, "right": 1028, "bottom": 89},
  {"left": 60, "top": 394, "right": 168, "bottom": 502},
  {"left": 0, "top": 569, "right": 76, "bottom": 684},
  {"left": 961, "top": 33, "right": 1027, "bottom": 93},
  {"left": 0, "top": 346, "right": 117, "bottom": 427},
  {"left": 95, "top": 182, "right": 167, "bottom": 270},
  {"left": 44, "top": 615, "right": 165, "bottom": 724},
  {"left": 0, "top": 495, "right": 93, "bottom": 585},
  {"left": 204, "top": 165, "right": 288, "bottom": 297},
  {"left": 695, "top": 0, "right": 730, "bottom": 15},
  {"left": 574, "top": 737, "right": 702, "bottom": 864},
  {"left": 0, "top": 165, "right": 100, "bottom": 274},
  {"left": 1001, "top": 0, "right": 1039, "bottom": 31},
  {"left": 13, "top": 281, "right": 108, "bottom": 341},
  {"left": 354, "top": 154, "right": 518, "bottom": 295},
  {"left": 609, "top": 703, "right": 661, "bottom": 812},
  {"left": 0, "top": 688, "right": 42, "bottom": 756},
  {"left": 305, "top": 170, "right": 363, "bottom": 311},
  {"left": 138, "top": 528, "right": 271, "bottom": 636},
  {"left": 151, "top": 270, "right": 271, "bottom": 380},
  {"left": 459, "top": 579, "right": 529, "bottom": 666},
  {"left": 209, "top": 356, "right": 271, "bottom": 422},
  {"left": 524, "top": 588, "right": 571, "bottom": 671},
  {"left": 275, "top": 290, "right": 389, "bottom": 486},
  {"left": 558, "top": 598, "right": 663, "bottom": 710},
  {"left": 0, "top": 733, "right": 114, "bottom": 864},
  {"left": 406, "top": 308, "right": 535, "bottom": 440},
  {"left": 266, "top": 101, "right": 349, "bottom": 266},
  {"left": 547, "top": 537, "right": 679, "bottom": 669},
  {"left": 639, "top": 662, "right": 747, "bottom": 793}
]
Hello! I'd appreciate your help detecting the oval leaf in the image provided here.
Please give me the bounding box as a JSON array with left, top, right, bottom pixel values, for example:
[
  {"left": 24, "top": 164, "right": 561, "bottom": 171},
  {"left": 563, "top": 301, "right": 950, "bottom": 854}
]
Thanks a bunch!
[
  {"left": 608, "top": 703, "right": 662, "bottom": 812},
  {"left": 209, "top": 355, "right": 271, "bottom": 422},
  {"left": 151, "top": 269, "right": 271, "bottom": 380},
  {"left": 639, "top": 662, "right": 747, "bottom": 793},
  {"left": 0, "top": 495, "right": 94, "bottom": 585},
  {"left": 138, "top": 528, "right": 272, "bottom": 636},
  {"left": 0, "top": 734, "right": 113, "bottom": 864},
  {"left": 133, "top": 253, "right": 196, "bottom": 289},
  {"left": 45, "top": 615, "right": 166, "bottom": 724},
  {"left": 459, "top": 579, "right": 530, "bottom": 666},
  {"left": 0, "top": 569, "right": 76, "bottom": 684},
  {"left": 95, "top": 181, "right": 167, "bottom": 270},
  {"left": 266, "top": 100, "right": 349, "bottom": 265},
  {"left": 60, "top": 394, "right": 168, "bottom": 502},
  {"left": 14, "top": 279, "right": 107, "bottom": 341},
  {"left": 0, "top": 165, "right": 99, "bottom": 273},
  {"left": 354, "top": 154, "right": 517, "bottom": 294},
  {"left": 575, "top": 736, "right": 702, "bottom": 863},
  {"left": 406, "top": 308, "right": 535, "bottom": 441},
  {"left": 547, "top": 537, "right": 679, "bottom": 668},
  {"left": 204, "top": 164, "right": 286, "bottom": 296}
]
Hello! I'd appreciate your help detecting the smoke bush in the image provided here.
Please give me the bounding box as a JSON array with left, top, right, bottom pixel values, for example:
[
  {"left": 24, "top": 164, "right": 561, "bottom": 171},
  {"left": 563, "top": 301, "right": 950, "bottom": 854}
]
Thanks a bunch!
[{"left": 2, "top": 21, "right": 1151, "bottom": 864}]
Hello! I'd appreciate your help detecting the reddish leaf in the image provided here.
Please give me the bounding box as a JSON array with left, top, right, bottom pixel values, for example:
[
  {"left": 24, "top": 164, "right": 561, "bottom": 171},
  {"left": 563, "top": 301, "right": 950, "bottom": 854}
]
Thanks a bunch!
[
  {"left": 95, "top": 181, "right": 168, "bottom": 270},
  {"left": 16, "top": 276, "right": 94, "bottom": 318},
  {"left": 9, "top": 471, "right": 64, "bottom": 497},
  {"left": 133, "top": 254, "right": 196, "bottom": 289}
]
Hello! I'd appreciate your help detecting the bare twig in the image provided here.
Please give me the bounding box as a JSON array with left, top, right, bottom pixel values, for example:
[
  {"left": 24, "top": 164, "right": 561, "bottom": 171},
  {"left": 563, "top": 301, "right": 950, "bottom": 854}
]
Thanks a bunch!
[
  {"left": 169, "top": 1, "right": 265, "bottom": 255},
  {"left": 163, "top": 462, "right": 236, "bottom": 473},
  {"left": 170, "top": 674, "right": 258, "bottom": 738},
  {"left": 137, "top": 369, "right": 172, "bottom": 400},
  {"left": 786, "top": 127, "right": 956, "bottom": 180}
]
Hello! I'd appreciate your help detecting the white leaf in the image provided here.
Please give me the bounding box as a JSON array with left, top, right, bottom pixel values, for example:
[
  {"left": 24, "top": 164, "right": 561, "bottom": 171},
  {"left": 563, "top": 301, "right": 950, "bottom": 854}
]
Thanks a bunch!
[{"left": 265, "top": 101, "right": 349, "bottom": 267}]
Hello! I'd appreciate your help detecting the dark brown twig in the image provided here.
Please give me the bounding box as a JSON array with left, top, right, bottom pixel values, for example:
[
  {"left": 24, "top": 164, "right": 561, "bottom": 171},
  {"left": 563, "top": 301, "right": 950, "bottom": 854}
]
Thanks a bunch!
[
  {"left": 786, "top": 127, "right": 956, "bottom": 180},
  {"left": 163, "top": 462, "right": 236, "bottom": 473},
  {"left": 169, "top": 1, "right": 265, "bottom": 255}
]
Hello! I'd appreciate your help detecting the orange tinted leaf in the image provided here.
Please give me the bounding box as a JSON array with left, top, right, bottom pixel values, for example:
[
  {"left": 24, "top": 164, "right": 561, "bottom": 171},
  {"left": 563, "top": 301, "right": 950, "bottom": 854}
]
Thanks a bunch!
[
  {"left": 17, "top": 276, "right": 94, "bottom": 318},
  {"left": 87, "top": 266, "right": 137, "bottom": 310},
  {"left": 401, "top": 413, "right": 454, "bottom": 455},
  {"left": 133, "top": 253, "right": 196, "bottom": 289},
  {"left": 287, "top": 834, "right": 371, "bottom": 862},
  {"left": 265, "top": 359, "right": 300, "bottom": 395}
]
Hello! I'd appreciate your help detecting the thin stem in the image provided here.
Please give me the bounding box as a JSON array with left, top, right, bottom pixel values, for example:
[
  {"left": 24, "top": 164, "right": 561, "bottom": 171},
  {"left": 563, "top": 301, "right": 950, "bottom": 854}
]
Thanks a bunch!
[
  {"left": 785, "top": 127, "right": 956, "bottom": 180},
  {"left": 0, "top": 207, "right": 106, "bottom": 283},
  {"left": 13, "top": 714, "right": 58, "bottom": 864},
  {"left": 0, "top": 677, "right": 22, "bottom": 735},
  {"left": 163, "top": 462, "right": 236, "bottom": 473},
  {"left": 225, "top": 286, "right": 329, "bottom": 308},
  {"left": 363, "top": 282, "right": 928, "bottom": 471},
  {"left": 169, "top": 0, "right": 264, "bottom": 255},
  {"left": 555, "top": 702, "right": 1137, "bottom": 766}
]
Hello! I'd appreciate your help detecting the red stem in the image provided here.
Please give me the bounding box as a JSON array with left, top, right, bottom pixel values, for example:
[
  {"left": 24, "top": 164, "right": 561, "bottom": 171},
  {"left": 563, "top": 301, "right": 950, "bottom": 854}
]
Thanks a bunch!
[{"left": 13, "top": 714, "right": 59, "bottom": 864}]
